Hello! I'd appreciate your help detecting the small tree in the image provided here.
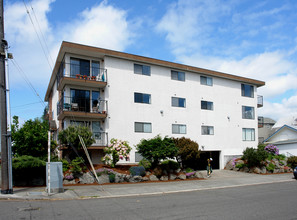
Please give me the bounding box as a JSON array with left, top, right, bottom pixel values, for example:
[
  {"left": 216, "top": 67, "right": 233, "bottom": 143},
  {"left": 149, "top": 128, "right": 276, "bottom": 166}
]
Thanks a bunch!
[
  {"left": 11, "top": 116, "right": 56, "bottom": 158},
  {"left": 58, "top": 125, "right": 95, "bottom": 150},
  {"left": 136, "top": 135, "right": 178, "bottom": 168},
  {"left": 102, "top": 138, "right": 131, "bottom": 167},
  {"left": 173, "top": 137, "right": 200, "bottom": 169}
]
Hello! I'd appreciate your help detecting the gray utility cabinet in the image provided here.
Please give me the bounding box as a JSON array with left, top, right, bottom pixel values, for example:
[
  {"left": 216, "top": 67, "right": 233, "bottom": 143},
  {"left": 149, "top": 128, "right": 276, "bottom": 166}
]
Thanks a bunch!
[{"left": 46, "top": 162, "right": 64, "bottom": 193}]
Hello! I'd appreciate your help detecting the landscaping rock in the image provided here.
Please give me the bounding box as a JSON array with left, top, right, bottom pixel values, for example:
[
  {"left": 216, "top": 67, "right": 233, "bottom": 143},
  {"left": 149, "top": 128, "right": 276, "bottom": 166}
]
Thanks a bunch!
[
  {"left": 129, "top": 176, "right": 143, "bottom": 183},
  {"left": 63, "top": 179, "right": 76, "bottom": 185},
  {"left": 146, "top": 171, "right": 151, "bottom": 176},
  {"left": 242, "top": 166, "right": 249, "bottom": 173},
  {"left": 115, "top": 174, "right": 125, "bottom": 183},
  {"left": 194, "top": 171, "right": 204, "bottom": 179},
  {"left": 98, "top": 174, "right": 110, "bottom": 184},
  {"left": 149, "top": 175, "right": 159, "bottom": 181},
  {"left": 142, "top": 177, "right": 149, "bottom": 181},
  {"left": 169, "top": 174, "right": 177, "bottom": 180},
  {"left": 177, "top": 174, "right": 186, "bottom": 180},
  {"left": 160, "top": 176, "right": 168, "bottom": 181},
  {"left": 260, "top": 167, "right": 267, "bottom": 174},
  {"left": 79, "top": 172, "right": 95, "bottom": 184},
  {"left": 253, "top": 167, "right": 261, "bottom": 174},
  {"left": 225, "top": 160, "right": 234, "bottom": 170}
]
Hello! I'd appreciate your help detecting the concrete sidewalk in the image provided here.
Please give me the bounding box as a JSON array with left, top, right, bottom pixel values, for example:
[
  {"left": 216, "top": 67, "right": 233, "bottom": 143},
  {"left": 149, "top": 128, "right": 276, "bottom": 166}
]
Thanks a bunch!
[{"left": 0, "top": 170, "right": 295, "bottom": 201}]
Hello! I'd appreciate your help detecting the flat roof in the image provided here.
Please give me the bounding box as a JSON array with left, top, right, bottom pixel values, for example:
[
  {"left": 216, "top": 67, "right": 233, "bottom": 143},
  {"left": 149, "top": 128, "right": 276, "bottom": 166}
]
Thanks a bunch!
[{"left": 45, "top": 41, "right": 265, "bottom": 100}]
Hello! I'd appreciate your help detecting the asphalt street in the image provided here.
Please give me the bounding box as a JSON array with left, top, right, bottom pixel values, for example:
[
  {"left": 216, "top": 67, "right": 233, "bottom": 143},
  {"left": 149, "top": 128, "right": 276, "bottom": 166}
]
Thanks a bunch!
[{"left": 0, "top": 181, "right": 296, "bottom": 220}]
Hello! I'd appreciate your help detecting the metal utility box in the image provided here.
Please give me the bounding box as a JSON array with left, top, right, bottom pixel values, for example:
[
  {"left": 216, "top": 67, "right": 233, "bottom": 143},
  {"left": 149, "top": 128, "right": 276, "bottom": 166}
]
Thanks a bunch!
[{"left": 46, "top": 162, "right": 64, "bottom": 193}]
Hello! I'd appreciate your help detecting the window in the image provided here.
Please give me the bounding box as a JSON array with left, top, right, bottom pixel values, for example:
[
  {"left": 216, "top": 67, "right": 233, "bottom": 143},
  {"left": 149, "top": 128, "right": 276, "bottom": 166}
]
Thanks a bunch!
[
  {"left": 71, "top": 89, "right": 90, "bottom": 112},
  {"left": 172, "top": 124, "right": 187, "bottom": 134},
  {"left": 171, "top": 70, "right": 185, "bottom": 81},
  {"left": 172, "top": 97, "right": 186, "bottom": 107},
  {"left": 242, "top": 106, "right": 255, "bottom": 119},
  {"left": 241, "top": 84, "right": 254, "bottom": 98},
  {"left": 201, "top": 101, "right": 213, "bottom": 110},
  {"left": 91, "top": 61, "right": 100, "bottom": 77},
  {"left": 135, "top": 122, "right": 152, "bottom": 133},
  {"left": 201, "top": 76, "right": 213, "bottom": 86},
  {"left": 242, "top": 128, "right": 255, "bottom": 141},
  {"left": 202, "top": 126, "right": 214, "bottom": 135},
  {"left": 134, "top": 64, "right": 151, "bottom": 76},
  {"left": 70, "top": 58, "right": 90, "bottom": 77},
  {"left": 134, "top": 92, "right": 151, "bottom": 104}
]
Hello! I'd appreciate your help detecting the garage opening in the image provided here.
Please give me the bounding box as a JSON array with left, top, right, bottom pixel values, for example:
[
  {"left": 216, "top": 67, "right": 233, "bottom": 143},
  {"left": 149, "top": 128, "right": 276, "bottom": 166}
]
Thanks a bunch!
[{"left": 196, "top": 151, "right": 220, "bottom": 170}]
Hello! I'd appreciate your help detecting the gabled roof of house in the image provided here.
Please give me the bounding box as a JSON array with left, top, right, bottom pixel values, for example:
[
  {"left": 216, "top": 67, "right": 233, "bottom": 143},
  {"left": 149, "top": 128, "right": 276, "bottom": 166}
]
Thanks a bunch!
[
  {"left": 264, "top": 124, "right": 297, "bottom": 143},
  {"left": 45, "top": 41, "right": 265, "bottom": 101}
]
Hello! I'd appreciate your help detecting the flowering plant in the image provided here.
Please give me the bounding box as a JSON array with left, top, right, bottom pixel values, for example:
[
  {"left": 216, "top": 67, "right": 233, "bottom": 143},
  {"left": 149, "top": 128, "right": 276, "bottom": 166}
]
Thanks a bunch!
[
  {"left": 102, "top": 138, "right": 132, "bottom": 167},
  {"left": 83, "top": 75, "right": 88, "bottom": 79},
  {"left": 264, "top": 144, "right": 279, "bottom": 155},
  {"left": 64, "top": 174, "right": 74, "bottom": 180},
  {"left": 76, "top": 74, "right": 81, "bottom": 78},
  {"left": 96, "top": 168, "right": 115, "bottom": 176}
]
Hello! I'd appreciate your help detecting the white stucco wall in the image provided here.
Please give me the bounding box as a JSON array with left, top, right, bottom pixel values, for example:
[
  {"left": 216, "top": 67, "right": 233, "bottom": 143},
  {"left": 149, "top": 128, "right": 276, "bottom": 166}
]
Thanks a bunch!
[{"left": 104, "top": 56, "right": 259, "bottom": 168}]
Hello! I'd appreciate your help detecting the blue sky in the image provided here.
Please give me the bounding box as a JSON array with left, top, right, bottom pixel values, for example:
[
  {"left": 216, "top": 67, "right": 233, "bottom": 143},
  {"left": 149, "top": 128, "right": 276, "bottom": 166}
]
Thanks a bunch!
[{"left": 4, "top": 0, "right": 297, "bottom": 124}]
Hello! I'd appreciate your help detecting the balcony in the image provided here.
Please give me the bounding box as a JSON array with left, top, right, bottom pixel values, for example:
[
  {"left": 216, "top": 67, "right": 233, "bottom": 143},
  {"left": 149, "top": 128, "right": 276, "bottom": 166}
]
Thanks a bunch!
[
  {"left": 56, "top": 62, "right": 107, "bottom": 91},
  {"left": 92, "top": 132, "right": 108, "bottom": 147},
  {"left": 258, "top": 116, "right": 264, "bottom": 128},
  {"left": 257, "top": 95, "right": 263, "bottom": 108},
  {"left": 57, "top": 96, "right": 108, "bottom": 120}
]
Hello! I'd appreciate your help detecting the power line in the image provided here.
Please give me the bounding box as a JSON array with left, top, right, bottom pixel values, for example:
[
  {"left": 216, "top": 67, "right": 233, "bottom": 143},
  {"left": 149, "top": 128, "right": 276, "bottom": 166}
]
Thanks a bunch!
[
  {"left": 10, "top": 58, "right": 46, "bottom": 108},
  {"left": 22, "top": 0, "right": 53, "bottom": 71},
  {"left": 29, "top": 1, "right": 54, "bottom": 66}
]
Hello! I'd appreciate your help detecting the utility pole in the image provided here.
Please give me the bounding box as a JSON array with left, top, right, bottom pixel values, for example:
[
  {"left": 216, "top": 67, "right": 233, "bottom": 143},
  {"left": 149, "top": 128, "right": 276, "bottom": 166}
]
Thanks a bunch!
[{"left": 0, "top": 0, "right": 12, "bottom": 194}]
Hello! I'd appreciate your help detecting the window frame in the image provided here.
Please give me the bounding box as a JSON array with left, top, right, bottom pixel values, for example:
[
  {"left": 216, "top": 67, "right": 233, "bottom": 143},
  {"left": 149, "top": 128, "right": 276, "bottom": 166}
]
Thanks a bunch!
[
  {"left": 200, "top": 76, "right": 213, "bottom": 86},
  {"left": 201, "top": 100, "right": 214, "bottom": 110},
  {"left": 171, "top": 70, "right": 185, "bottom": 81},
  {"left": 134, "top": 92, "right": 151, "bottom": 104},
  {"left": 241, "top": 84, "right": 254, "bottom": 98},
  {"left": 134, "top": 64, "right": 151, "bottom": 76},
  {"left": 242, "top": 128, "right": 255, "bottom": 141},
  {"left": 242, "top": 106, "right": 255, "bottom": 119},
  {"left": 201, "top": 126, "right": 214, "bottom": 135},
  {"left": 171, "top": 97, "right": 186, "bottom": 108},
  {"left": 172, "top": 124, "right": 187, "bottom": 134},
  {"left": 134, "top": 122, "right": 152, "bottom": 133}
]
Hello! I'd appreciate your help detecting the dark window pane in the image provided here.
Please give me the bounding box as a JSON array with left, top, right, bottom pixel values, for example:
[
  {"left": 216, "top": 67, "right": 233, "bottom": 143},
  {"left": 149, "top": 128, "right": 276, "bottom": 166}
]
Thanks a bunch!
[
  {"left": 134, "top": 93, "right": 142, "bottom": 103},
  {"left": 178, "top": 72, "right": 185, "bottom": 81}
]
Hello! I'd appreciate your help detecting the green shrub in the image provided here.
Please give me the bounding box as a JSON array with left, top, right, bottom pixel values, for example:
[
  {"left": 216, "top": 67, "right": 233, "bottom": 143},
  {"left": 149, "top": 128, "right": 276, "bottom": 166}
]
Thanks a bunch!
[
  {"left": 70, "top": 157, "right": 84, "bottom": 176},
  {"left": 129, "top": 166, "right": 146, "bottom": 177},
  {"left": 235, "top": 163, "right": 247, "bottom": 169},
  {"left": 136, "top": 135, "right": 178, "bottom": 168},
  {"left": 185, "top": 167, "right": 194, "bottom": 173},
  {"left": 287, "top": 156, "right": 297, "bottom": 169},
  {"left": 173, "top": 137, "right": 200, "bottom": 169},
  {"left": 61, "top": 159, "right": 70, "bottom": 173},
  {"left": 138, "top": 159, "right": 151, "bottom": 170},
  {"left": 266, "top": 163, "right": 275, "bottom": 172},
  {"left": 12, "top": 155, "right": 46, "bottom": 169},
  {"left": 109, "top": 173, "right": 116, "bottom": 183},
  {"left": 161, "top": 160, "right": 180, "bottom": 171},
  {"left": 242, "top": 145, "right": 269, "bottom": 168}
]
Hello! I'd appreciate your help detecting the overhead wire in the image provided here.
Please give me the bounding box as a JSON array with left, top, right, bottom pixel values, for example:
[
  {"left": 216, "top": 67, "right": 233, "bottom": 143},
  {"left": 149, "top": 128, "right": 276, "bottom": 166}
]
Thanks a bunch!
[
  {"left": 10, "top": 58, "right": 46, "bottom": 108},
  {"left": 22, "top": 0, "right": 53, "bottom": 71}
]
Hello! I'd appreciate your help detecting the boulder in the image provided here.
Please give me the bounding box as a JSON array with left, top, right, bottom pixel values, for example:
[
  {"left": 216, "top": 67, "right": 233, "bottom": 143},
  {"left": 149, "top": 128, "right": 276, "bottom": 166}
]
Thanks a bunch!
[
  {"left": 149, "top": 175, "right": 159, "bottom": 181},
  {"left": 177, "top": 174, "right": 187, "bottom": 180},
  {"left": 260, "top": 167, "right": 267, "bottom": 174},
  {"left": 253, "top": 167, "right": 261, "bottom": 174},
  {"left": 169, "top": 174, "right": 177, "bottom": 180},
  {"left": 142, "top": 177, "right": 149, "bottom": 181},
  {"left": 115, "top": 174, "right": 125, "bottom": 183},
  {"left": 79, "top": 172, "right": 95, "bottom": 184},
  {"left": 242, "top": 166, "right": 249, "bottom": 173},
  {"left": 225, "top": 160, "right": 234, "bottom": 170},
  {"left": 194, "top": 171, "right": 204, "bottom": 179},
  {"left": 63, "top": 179, "right": 76, "bottom": 185},
  {"left": 160, "top": 176, "right": 168, "bottom": 181},
  {"left": 98, "top": 173, "right": 110, "bottom": 184}
]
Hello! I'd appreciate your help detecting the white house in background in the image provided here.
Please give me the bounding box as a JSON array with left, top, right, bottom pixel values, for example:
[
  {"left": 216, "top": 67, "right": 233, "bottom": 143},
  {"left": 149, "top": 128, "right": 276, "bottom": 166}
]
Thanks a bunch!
[
  {"left": 44, "top": 41, "right": 265, "bottom": 169},
  {"left": 264, "top": 116, "right": 297, "bottom": 156}
]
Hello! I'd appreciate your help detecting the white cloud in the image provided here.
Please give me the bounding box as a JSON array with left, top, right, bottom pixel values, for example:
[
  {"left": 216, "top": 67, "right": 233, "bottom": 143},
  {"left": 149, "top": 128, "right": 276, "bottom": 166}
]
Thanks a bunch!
[
  {"left": 258, "top": 95, "right": 297, "bottom": 121},
  {"left": 60, "top": 1, "right": 134, "bottom": 51}
]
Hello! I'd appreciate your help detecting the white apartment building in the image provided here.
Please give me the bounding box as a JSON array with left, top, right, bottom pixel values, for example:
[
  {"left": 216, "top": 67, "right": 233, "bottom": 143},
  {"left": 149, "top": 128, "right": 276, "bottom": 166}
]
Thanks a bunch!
[{"left": 45, "top": 41, "right": 265, "bottom": 169}]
